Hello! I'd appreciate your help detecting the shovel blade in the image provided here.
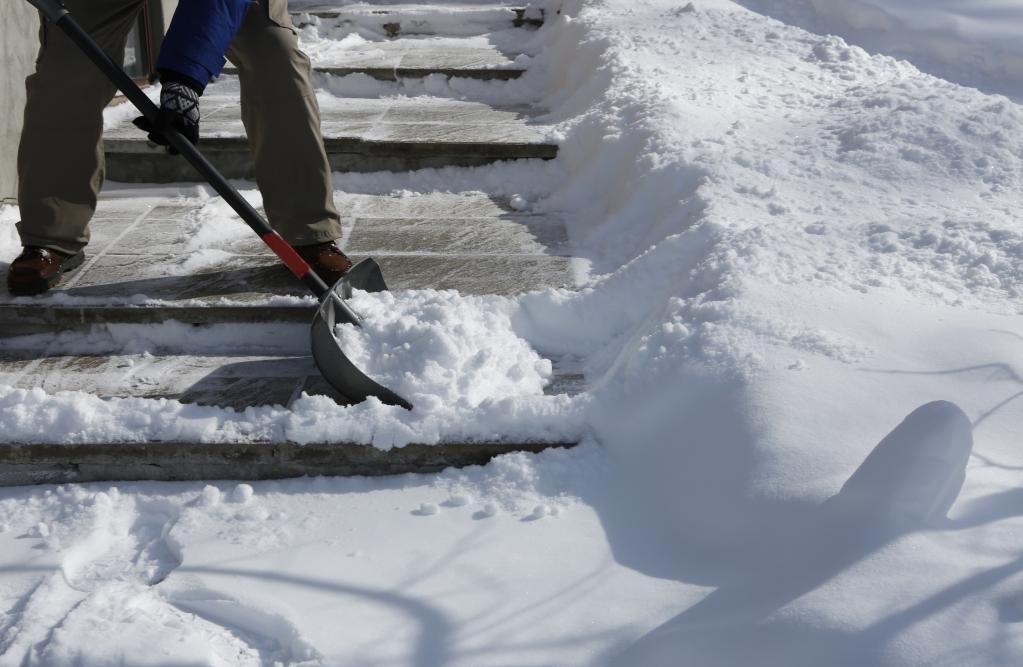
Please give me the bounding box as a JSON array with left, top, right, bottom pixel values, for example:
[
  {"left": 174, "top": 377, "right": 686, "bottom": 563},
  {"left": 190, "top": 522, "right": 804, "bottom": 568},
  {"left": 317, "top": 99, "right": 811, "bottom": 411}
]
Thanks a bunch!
[
  {"left": 340, "top": 256, "right": 389, "bottom": 298},
  {"left": 310, "top": 259, "right": 413, "bottom": 410}
]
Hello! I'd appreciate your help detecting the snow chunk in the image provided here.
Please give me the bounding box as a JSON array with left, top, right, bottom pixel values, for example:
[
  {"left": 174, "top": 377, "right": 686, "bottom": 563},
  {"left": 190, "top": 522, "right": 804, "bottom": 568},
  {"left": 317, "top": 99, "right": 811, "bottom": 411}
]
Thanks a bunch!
[
  {"left": 414, "top": 503, "right": 439, "bottom": 516},
  {"left": 530, "top": 505, "right": 552, "bottom": 520}
]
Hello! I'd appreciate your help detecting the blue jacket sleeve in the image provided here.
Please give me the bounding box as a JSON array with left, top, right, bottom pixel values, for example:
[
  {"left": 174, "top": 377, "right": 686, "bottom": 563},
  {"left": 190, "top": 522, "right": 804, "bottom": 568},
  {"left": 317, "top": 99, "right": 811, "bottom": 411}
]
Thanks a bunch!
[{"left": 156, "top": 0, "right": 251, "bottom": 91}]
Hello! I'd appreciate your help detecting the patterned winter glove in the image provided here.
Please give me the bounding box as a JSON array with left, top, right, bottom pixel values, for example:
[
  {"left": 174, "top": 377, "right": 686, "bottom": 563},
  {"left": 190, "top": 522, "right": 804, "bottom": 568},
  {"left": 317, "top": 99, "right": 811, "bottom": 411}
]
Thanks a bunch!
[{"left": 132, "top": 79, "right": 201, "bottom": 154}]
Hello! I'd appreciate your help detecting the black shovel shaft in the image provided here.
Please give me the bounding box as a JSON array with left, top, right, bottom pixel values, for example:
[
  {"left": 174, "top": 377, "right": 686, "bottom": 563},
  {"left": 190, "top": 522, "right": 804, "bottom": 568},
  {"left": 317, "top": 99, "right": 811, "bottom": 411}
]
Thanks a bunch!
[{"left": 34, "top": 1, "right": 362, "bottom": 319}]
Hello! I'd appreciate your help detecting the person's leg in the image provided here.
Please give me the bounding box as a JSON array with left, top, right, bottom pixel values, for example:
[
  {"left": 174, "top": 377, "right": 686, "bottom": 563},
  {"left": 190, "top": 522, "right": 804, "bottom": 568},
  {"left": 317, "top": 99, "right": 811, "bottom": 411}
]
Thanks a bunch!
[
  {"left": 17, "top": 0, "right": 145, "bottom": 255},
  {"left": 226, "top": 0, "right": 342, "bottom": 246}
]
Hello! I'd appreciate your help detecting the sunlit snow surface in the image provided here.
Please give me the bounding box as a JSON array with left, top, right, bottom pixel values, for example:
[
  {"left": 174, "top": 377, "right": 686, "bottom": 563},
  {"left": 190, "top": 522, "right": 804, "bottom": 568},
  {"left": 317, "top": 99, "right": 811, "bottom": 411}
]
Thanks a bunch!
[{"left": 738, "top": 0, "right": 1023, "bottom": 99}]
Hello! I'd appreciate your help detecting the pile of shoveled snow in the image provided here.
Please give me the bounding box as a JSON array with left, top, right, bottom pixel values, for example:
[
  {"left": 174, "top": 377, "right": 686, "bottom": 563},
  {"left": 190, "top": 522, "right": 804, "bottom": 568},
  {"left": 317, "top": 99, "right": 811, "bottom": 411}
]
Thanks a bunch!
[{"left": 337, "top": 289, "right": 554, "bottom": 409}]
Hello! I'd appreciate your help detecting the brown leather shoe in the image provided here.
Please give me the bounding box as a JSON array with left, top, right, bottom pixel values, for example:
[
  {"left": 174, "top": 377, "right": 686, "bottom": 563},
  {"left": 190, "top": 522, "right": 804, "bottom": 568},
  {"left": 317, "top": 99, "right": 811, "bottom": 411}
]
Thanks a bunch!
[
  {"left": 296, "top": 241, "right": 353, "bottom": 286},
  {"left": 6, "top": 246, "right": 86, "bottom": 296}
]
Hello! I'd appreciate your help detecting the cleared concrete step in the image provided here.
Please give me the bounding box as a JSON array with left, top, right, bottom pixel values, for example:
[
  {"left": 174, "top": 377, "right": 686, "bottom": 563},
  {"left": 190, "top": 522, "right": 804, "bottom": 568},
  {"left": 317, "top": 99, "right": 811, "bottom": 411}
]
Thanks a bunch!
[
  {"left": 291, "top": 3, "right": 545, "bottom": 34},
  {"left": 228, "top": 37, "right": 527, "bottom": 81},
  {"left": 0, "top": 191, "right": 576, "bottom": 333},
  {"left": 103, "top": 89, "right": 557, "bottom": 181}
]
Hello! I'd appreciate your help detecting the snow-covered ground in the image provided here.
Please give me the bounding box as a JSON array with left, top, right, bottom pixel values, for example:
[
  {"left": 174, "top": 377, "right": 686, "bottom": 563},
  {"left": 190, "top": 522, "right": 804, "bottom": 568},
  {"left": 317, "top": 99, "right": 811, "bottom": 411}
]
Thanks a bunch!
[{"left": 4, "top": 0, "right": 1023, "bottom": 664}]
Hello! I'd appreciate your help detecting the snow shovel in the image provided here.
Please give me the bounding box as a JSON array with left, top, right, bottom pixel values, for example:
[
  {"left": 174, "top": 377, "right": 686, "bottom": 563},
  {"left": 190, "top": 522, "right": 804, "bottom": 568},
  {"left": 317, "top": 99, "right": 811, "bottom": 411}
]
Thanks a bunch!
[{"left": 27, "top": 0, "right": 413, "bottom": 410}]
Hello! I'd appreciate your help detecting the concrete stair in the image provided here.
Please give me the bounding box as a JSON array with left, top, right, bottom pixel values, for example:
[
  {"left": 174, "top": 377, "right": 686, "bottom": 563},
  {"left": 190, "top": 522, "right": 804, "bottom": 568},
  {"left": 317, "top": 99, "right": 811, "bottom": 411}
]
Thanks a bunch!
[
  {"left": 0, "top": 342, "right": 584, "bottom": 485},
  {"left": 226, "top": 37, "right": 528, "bottom": 80},
  {"left": 104, "top": 92, "right": 556, "bottom": 182},
  {"left": 3, "top": 4, "right": 578, "bottom": 485},
  {"left": 104, "top": 4, "right": 556, "bottom": 182},
  {"left": 0, "top": 192, "right": 574, "bottom": 332},
  {"left": 291, "top": 3, "right": 545, "bottom": 34},
  {"left": 0, "top": 189, "right": 581, "bottom": 484},
  {"left": 0, "top": 441, "right": 573, "bottom": 486},
  {"left": 0, "top": 350, "right": 586, "bottom": 408}
]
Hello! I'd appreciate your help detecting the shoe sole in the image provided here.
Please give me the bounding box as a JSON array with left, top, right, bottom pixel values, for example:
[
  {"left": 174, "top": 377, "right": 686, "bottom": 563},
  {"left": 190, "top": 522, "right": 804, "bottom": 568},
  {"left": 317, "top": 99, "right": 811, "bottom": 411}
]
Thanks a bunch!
[{"left": 6, "top": 251, "right": 87, "bottom": 297}]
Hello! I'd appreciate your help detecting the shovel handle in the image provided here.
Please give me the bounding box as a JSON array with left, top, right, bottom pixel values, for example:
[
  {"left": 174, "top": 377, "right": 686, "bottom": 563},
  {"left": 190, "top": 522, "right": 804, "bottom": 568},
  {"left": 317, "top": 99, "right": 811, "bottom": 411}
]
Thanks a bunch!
[{"left": 30, "top": 0, "right": 354, "bottom": 312}]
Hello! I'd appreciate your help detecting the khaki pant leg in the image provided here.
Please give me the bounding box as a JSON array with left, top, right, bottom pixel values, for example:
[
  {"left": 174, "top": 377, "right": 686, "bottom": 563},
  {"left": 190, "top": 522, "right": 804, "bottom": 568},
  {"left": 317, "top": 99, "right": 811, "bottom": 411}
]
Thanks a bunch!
[
  {"left": 17, "top": 0, "right": 145, "bottom": 254},
  {"left": 227, "top": 0, "right": 342, "bottom": 246}
]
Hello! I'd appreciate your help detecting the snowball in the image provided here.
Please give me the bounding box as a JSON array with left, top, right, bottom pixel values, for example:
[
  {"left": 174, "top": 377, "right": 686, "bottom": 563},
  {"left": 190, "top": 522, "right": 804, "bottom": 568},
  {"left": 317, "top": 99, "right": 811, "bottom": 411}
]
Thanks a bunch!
[
  {"left": 530, "top": 505, "right": 552, "bottom": 520},
  {"left": 231, "top": 484, "right": 255, "bottom": 504},
  {"left": 200, "top": 485, "right": 222, "bottom": 507},
  {"left": 480, "top": 503, "right": 499, "bottom": 518},
  {"left": 509, "top": 194, "right": 529, "bottom": 211}
]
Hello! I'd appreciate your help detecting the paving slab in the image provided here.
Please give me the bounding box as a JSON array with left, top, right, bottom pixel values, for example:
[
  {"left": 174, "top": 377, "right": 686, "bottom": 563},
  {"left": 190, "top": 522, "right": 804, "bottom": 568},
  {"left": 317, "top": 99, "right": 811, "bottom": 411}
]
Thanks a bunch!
[
  {"left": 291, "top": 3, "right": 544, "bottom": 33},
  {"left": 228, "top": 37, "right": 525, "bottom": 80},
  {"left": 104, "top": 92, "right": 557, "bottom": 181},
  {"left": 0, "top": 192, "right": 575, "bottom": 332}
]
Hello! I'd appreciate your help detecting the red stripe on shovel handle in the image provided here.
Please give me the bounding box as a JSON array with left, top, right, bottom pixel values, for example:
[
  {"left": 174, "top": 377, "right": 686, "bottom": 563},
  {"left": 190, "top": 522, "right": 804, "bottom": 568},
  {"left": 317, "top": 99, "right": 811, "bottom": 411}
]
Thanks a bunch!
[{"left": 261, "top": 232, "right": 310, "bottom": 279}]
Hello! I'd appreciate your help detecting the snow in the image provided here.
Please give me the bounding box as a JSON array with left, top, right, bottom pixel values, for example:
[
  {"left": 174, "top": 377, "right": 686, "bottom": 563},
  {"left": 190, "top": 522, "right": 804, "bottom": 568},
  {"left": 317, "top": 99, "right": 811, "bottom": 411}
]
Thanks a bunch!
[
  {"left": 0, "top": 375, "right": 583, "bottom": 452},
  {"left": 337, "top": 289, "right": 555, "bottom": 410},
  {"left": 0, "top": 206, "right": 19, "bottom": 262},
  {"left": 738, "top": 0, "right": 1023, "bottom": 100},
  {"left": 0, "top": 446, "right": 693, "bottom": 667},
  {"left": 102, "top": 83, "right": 160, "bottom": 129},
  {"left": 4, "top": 0, "right": 1023, "bottom": 664}
]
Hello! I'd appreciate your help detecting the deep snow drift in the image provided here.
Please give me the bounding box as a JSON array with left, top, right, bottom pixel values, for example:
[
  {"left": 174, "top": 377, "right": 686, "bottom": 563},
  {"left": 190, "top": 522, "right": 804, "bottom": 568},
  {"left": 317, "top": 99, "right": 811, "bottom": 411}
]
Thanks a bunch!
[{"left": 3, "top": 0, "right": 1023, "bottom": 664}]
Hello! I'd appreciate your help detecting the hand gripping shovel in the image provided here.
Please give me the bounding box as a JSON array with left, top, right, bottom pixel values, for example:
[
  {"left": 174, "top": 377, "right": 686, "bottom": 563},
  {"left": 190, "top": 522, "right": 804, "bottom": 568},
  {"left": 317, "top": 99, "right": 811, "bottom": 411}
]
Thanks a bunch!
[{"left": 27, "top": 0, "right": 413, "bottom": 410}]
